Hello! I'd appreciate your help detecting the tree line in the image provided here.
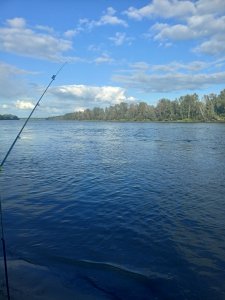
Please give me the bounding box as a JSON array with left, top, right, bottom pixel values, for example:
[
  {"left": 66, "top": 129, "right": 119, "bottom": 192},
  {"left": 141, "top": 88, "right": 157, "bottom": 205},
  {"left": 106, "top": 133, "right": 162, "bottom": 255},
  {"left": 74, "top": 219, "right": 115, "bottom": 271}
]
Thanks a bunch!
[
  {"left": 52, "top": 89, "right": 225, "bottom": 122},
  {"left": 0, "top": 114, "right": 19, "bottom": 120}
]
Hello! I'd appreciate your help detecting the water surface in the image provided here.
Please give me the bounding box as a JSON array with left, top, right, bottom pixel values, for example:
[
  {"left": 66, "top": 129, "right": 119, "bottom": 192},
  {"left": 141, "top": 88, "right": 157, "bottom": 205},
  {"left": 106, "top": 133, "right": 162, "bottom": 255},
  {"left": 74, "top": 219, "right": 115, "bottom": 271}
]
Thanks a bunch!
[{"left": 0, "top": 120, "right": 225, "bottom": 299}]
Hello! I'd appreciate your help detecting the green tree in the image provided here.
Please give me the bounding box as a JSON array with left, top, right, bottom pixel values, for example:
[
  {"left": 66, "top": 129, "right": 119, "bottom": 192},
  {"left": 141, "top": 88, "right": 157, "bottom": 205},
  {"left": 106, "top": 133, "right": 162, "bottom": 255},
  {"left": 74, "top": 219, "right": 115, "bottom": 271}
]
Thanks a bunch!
[
  {"left": 214, "top": 89, "right": 225, "bottom": 118},
  {"left": 50, "top": 88, "right": 225, "bottom": 122},
  {"left": 202, "top": 94, "right": 217, "bottom": 120},
  {"left": 156, "top": 99, "right": 174, "bottom": 121},
  {"left": 179, "top": 94, "right": 202, "bottom": 120}
]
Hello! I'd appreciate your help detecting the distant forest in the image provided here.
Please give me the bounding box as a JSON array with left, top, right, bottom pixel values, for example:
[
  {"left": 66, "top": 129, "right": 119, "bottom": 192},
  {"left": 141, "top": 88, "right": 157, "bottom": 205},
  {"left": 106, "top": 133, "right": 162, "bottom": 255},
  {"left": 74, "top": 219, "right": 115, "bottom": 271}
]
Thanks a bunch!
[
  {"left": 51, "top": 89, "right": 225, "bottom": 122},
  {"left": 0, "top": 114, "right": 19, "bottom": 120}
]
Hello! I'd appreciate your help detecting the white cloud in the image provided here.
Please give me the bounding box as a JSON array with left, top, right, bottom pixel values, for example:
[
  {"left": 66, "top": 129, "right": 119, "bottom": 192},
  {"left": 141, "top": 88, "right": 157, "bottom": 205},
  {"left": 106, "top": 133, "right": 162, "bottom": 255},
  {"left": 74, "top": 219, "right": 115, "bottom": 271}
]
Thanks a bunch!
[
  {"left": 129, "top": 60, "right": 214, "bottom": 74},
  {"left": 15, "top": 100, "right": 35, "bottom": 110},
  {"left": 35, "top": 25, "right": 54, "bottom": 33},
  {"left": 0, "top": 62, "right": 49, "bottom": 117},
  {"left": 130, "top": 62, "right": 150, "bottom": 71},
  {"left": 150, "top": 61, "right": 208, "bottom": 72},
  {"left": 88, "top": 44, "right": 103, "bottom": 52},
  {"left": 97, "top": 7, "right": 128, "bottom": 27},
  {"left": 152, "top": 23, "right": 194, "bottom": 41},
  {"left": 194, "top": 35, "right": 225, "bottom": 55},
  {"left": 94, "top": 53, "right": 114, "bottom": 64},
  {"left": 20, "top": 84, "right": 136, "bottom": 117},
  {"left": 196, "top": 0, "right": 225, "bottom": 14},
  {"left": 124, "top": 0, "right": 195, "bottom": 20},
  {"left": 152, "top": 14, "right": 225, "bottom": 42},
  {"left": 64, "top": 29, "right": 78, "bottom": 38},
  {"left": 0, "top": 61, "right": 29, "bottom": 76},
  {"left": 109, "top": 32, "right": 133, "bottom": 46},
  {"left": 50, "top": 84, "right": 135, "bottom": 108},
  {"left": 125, "top": 0, "right": 225, "bottom": 56},
  {"left": 0, "top": 18, "right": 73, "bottom": 61},
  {"left": 2, "top": 104, "right": 9, "bottom": 109},
  {"left": 151, "top": 14, "right": 225, "bottom": 55},
  {"left": 74, "top": 107, "right": 85, "bottom": 112},
  {"left": 64, "top": 8, "right": 128, "bottom": 42},
  {"left": 78, "top": 7, "right": 128, "bottom": 31},
  {"left": 0, "top": 61, "right": 30, "bottom": 99},
  {"left": 124, "top": 0, "right": 225, "bottom": 20},
  {"left": 113, "top": 58, "right": 225, "bottom": 93},
  {"left": 113, "top": 71, "right": 225, "bottom": 93},
  {"left": 6, "top": 17, "right": 26, "bottom": 28}
]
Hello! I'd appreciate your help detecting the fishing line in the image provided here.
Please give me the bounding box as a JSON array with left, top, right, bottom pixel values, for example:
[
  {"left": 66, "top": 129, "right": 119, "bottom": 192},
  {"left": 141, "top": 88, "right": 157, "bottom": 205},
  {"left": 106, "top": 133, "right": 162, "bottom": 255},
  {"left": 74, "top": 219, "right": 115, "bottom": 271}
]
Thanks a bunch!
[{"left": 0, "top": 62, "right": 67, "bottom": 300}]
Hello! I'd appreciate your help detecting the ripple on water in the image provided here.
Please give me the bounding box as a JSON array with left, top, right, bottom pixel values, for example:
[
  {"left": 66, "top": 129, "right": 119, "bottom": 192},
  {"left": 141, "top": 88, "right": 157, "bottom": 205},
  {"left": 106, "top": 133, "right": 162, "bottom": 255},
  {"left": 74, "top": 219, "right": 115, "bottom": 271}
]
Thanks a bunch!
[{"left": 1, "top": 121, "right": 225, "bottom": 299}]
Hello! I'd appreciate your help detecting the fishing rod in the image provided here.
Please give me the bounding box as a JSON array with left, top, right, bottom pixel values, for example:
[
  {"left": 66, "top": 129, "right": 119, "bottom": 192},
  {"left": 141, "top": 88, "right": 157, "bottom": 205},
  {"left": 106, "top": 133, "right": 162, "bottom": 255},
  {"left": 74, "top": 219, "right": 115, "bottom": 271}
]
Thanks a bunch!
[{"left": 0, "top": 62, "right": 66, "bottom": 300}]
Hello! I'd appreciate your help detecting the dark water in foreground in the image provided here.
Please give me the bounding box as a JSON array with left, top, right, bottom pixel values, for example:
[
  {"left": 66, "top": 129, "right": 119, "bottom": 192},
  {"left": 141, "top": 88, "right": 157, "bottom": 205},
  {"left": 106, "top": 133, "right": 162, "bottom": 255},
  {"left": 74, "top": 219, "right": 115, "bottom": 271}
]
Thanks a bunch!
[{"left": 0, "top": 120, "right": 225, "bottom": 300}]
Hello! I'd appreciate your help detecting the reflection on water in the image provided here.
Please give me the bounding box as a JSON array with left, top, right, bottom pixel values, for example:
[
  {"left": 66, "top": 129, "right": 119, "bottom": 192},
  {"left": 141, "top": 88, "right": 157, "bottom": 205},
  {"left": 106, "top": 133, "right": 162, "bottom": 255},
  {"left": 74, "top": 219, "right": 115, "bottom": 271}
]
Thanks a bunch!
[{"left": 0, "top": 120, "right": 225, "bottom": 299}]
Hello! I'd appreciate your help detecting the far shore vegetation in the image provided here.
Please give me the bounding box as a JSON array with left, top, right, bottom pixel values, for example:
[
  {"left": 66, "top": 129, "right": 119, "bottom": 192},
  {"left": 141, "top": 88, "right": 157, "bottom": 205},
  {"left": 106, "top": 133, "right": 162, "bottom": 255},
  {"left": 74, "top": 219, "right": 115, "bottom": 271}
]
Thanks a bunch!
[
  {"left": 49, "top": 89, "right": 225, "bottom": 122},
  {"left": 0, "top": 114, "right": 19, "bottom": 120}
]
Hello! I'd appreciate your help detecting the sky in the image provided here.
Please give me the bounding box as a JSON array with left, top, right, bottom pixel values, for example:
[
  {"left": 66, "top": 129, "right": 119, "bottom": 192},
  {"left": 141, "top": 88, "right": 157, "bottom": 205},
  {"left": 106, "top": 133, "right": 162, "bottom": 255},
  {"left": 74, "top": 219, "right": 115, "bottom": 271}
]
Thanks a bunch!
[{"left": 1, "top": 0, "right": 225, "bottom": 117}]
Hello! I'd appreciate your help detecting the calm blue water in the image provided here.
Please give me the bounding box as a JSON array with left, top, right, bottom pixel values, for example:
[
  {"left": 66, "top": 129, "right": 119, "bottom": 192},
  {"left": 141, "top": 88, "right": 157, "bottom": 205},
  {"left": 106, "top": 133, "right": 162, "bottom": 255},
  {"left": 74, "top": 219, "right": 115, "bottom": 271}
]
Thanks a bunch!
[{"left": 0, "top": 120, "right": 225, "bottom": 299}]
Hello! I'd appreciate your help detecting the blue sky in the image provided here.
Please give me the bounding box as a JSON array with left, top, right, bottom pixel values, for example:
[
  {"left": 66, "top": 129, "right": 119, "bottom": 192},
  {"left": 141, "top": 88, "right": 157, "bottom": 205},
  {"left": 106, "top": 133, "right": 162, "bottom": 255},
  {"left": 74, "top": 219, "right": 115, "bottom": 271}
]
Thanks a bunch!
[{"left": 1, "top": 0, "right": 225, "bottom": 117}]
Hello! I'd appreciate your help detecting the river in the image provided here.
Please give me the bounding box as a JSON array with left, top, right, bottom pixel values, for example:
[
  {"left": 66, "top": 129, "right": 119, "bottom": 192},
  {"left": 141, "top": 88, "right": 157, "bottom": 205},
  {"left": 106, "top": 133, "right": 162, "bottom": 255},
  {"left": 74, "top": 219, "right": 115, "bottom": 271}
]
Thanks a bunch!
[{"left": 0, "top": 120, "right": 225, "bottom": 299}]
